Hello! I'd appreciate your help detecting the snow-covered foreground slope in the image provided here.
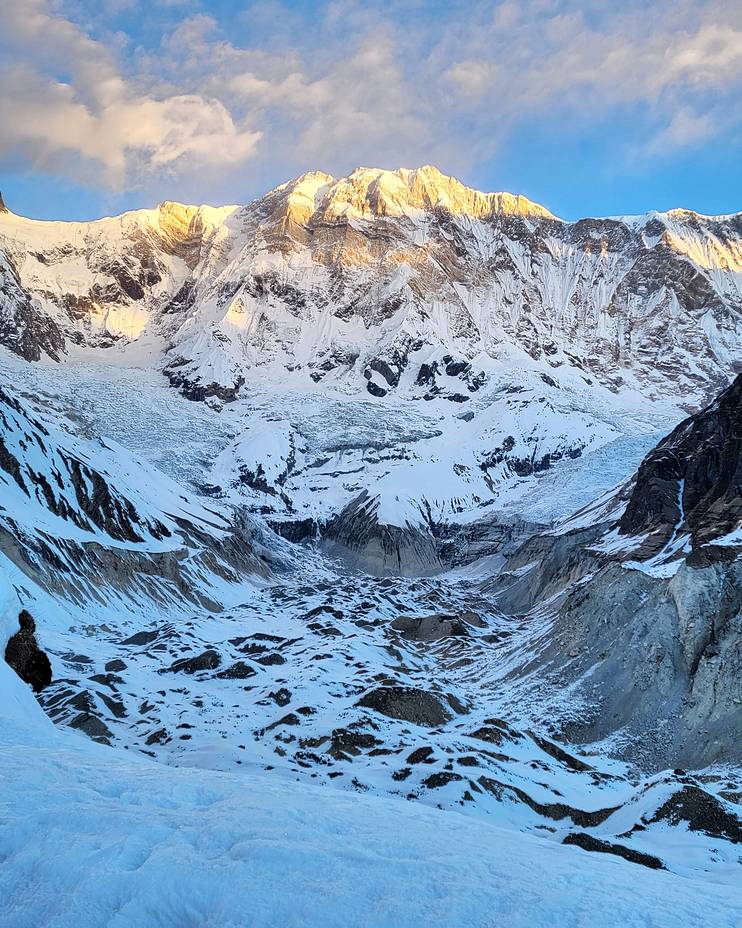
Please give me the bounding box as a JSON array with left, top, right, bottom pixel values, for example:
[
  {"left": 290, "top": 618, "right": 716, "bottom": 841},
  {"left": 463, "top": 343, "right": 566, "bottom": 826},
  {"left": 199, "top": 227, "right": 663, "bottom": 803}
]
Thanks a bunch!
[{"left": 1, "top": 621, "right": 740, "bottom": 928}]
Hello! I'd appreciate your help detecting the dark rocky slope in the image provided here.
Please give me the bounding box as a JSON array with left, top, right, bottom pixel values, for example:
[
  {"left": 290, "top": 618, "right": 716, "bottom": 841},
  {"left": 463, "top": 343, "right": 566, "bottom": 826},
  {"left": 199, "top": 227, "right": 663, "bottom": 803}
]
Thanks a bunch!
[
  {"left": 0, "top": 382, "right": 277, "bottom": 610},
  {"left": 619, "top": 373, "right": 742, "bottom": 562},
  {"left": 488, "top": 375, "right": 742, "bottom": 769}
]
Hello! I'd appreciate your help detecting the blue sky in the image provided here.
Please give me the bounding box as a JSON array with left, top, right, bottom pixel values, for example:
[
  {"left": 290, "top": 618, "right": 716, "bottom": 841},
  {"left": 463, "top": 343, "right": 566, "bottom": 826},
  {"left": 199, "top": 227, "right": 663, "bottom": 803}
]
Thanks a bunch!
[{"left": 2, "top": 0, "right": 741, "bottom": 221}]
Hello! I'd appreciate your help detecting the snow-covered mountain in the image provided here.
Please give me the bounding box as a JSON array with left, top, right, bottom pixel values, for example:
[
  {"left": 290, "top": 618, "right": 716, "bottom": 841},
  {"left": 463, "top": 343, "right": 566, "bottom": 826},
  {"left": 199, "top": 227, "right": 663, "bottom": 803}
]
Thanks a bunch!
[
  {"left": 2, "top": 165, "right": 741, "bottom": 571},
  {"left": 2, "top": 166, "right": 741, "bottom": 406},
  {"left": 1, "top": 168, "right": 742, "bottom": 924}
]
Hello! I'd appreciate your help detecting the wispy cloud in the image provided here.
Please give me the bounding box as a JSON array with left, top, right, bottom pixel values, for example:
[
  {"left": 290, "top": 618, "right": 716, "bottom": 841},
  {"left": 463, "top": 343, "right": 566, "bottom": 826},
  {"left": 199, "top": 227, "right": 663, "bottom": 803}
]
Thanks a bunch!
[
  {"left": 2, "top": 0, "right": 741, "bottom": 199},
  {"left": 0, "top": 0, "right": 261, "bottom": 187}
]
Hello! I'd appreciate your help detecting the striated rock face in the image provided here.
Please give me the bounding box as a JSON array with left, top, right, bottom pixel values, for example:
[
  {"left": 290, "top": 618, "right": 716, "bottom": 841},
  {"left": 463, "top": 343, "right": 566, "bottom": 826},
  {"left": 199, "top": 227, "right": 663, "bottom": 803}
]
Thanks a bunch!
[
  {"left": 4, "top": 610, "right": 52, "bottom": 693},
  {"left": 322, "top": 491, "right": 442, "bottom": 576},
  {"left": 0, "top": 381, "right": 274, "bottom": 611},
  {"left": 539, "top": 557, "right": 742, "bottom": 769},
  {"left": 0, "top": 253, "right": 65, "bottom": 361}
]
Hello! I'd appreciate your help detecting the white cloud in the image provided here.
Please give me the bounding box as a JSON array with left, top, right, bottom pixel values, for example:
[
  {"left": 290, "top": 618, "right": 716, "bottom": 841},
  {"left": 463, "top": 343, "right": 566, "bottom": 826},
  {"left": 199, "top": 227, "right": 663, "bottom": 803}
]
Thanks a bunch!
[
  {"left": 2, "top": 0, "right": 741, "bottom": 198},
  {"left": 0, "top": 1, "right": 261, "bottom": 187},
  {"left": 645, "top": 109, "right": 718, "bottom": 156}
]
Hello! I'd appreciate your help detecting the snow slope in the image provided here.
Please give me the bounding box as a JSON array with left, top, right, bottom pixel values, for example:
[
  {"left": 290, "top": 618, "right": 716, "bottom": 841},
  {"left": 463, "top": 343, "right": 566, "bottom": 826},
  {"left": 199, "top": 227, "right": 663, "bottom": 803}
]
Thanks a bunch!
[{"left": 1, "top": 604, "right": 740, "bottom": 928}]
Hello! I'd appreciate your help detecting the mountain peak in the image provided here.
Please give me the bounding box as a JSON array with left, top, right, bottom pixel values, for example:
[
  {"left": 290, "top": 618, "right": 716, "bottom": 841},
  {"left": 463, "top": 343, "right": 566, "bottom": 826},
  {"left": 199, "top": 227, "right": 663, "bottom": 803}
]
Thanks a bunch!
[
  {"left": 0, "top": 191, "right": 7, "bottom": 213},
  {"left": 276, "top": 165, "right": 557, "bottom": 224}
]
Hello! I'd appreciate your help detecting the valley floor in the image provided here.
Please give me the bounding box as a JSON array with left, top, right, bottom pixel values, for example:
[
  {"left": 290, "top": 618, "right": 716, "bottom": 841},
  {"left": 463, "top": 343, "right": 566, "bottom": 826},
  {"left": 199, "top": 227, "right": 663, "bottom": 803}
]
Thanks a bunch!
[{"left": 3, "top": 555, "right": 742, "bottom": 927}]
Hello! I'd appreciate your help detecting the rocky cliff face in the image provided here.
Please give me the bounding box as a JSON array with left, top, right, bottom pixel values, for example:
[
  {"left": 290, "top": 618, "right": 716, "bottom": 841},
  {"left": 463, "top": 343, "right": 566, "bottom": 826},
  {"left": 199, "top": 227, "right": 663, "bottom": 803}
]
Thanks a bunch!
[
  {"left": 619, "top": 373, "right": 742, "bottom": 562},
  {"left": 487, "top": 378, "right": 742, "bottom": 768},
  {"left": 322, "top": 491, "right": 443, "bottom": 576},
  {"left": 0, "top": 253, "right": 65, "bottom": 361},
  {"left": 0, "top": 382, "right": 276, "bottom": 610}
]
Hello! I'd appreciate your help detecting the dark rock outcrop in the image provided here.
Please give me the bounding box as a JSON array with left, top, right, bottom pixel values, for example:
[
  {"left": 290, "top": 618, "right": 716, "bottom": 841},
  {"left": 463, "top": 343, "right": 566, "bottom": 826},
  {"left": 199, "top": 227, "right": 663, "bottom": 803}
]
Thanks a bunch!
[
  {"left": 4, "top": 609, "right": 52, "bottom": 692},
  {"left": 390, "top": 613, "right": 470, "bottom": 642},
  {"left": 646, "top": 785, "right": 742, "bottom": 843},
  {"left": 165, "top": 650, "right": 221, "bottom": 674},
  {"left": 357, "top": 686, "right": 452, "bottom": 727},
  {"left": 322, "top": 491, "right": 441, "bottom": 577},
  {"left": 164, "top": 364, "right": 244, "bottom": 404},
  {"left": 562, "top": 833, "right": 665, "bottom": 870},
  {"left": 215, "top": 660, "right": 256, "bottom": 680},
  {"left": 620, "top": 373, "right": 742, "bottom": 560},
  {"left": 268, "top": 517, "right": 318, "bottom": 543}
]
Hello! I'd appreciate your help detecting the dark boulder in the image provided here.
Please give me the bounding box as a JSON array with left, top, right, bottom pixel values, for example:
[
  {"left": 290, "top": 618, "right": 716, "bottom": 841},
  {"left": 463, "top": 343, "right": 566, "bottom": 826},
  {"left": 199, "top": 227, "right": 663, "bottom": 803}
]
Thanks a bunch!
[
  {"left": 4, "top": 610, "right": 52, "bottom": 693},
  {"left": 165, "top": 649, "right": 221, "bottom": 674},
  {"left": 407, "top": 746, "right": 436, "bottom": 764},
  {"left": 423, "top": 771, "right": 464, "bottom": 789},
  {"left": 122, "top": 629, "right": 160, "bottom": 646},
  {"left": 327, "top": 728, "right": 381, "bottom": 759},
  {"left": 358, "top": 686, "right": 453, "bottom": 727},
  {"left": 216, "top": 661, "right": 256, "bottom": 680},
  {"left": 105, "top": 659, "right": 127, "bottom": 672},
  {"left": 390, "top": 613, "right": 471, "bottom": 642}
]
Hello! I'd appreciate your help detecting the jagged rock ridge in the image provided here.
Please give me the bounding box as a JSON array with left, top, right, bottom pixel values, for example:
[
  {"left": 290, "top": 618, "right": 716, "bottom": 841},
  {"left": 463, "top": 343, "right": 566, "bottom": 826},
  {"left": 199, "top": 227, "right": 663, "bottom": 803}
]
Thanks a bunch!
[{"left": 619, "top": 373, "right": 742, "bottom": 562}]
